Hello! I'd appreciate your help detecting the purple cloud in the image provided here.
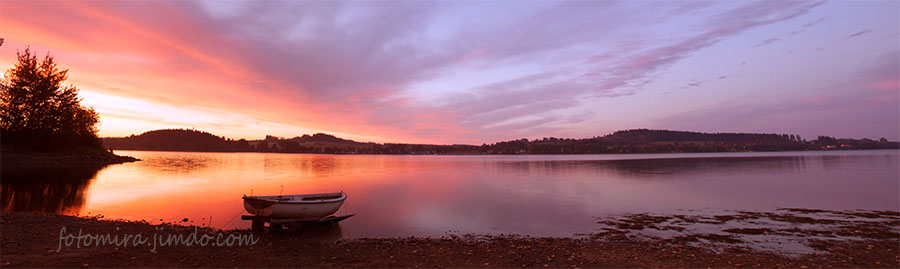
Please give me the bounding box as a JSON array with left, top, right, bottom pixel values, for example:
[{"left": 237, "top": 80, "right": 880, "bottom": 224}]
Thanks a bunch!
[
  {"left": 846, "top": 28, "right": 876, "bottom": 39},
  {"left": 196, "top": 0, "right": 827, "bottom": 141},
  {"left": 650, "top": 51, "right": 900, "bottom": 140},
  {"left": 803, "top": 17, "right": 827, "bottom": 28},
  {"left": 754, "top": 37, "right": 782, "bottom": 47},
  {"left": 12, "top": 0, "right": 893, "bottom": 143}
]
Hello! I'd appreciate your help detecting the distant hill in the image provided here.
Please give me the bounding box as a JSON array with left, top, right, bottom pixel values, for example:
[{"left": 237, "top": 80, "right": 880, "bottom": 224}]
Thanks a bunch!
[
  {"left": 102, "top": 129, "right": 231, "bottom": 152},
  {"left": 102, "top": 128, "right": 900, "bottom": 154},
  {"left": 601, "top": 129, "right": 799, "bottom": 144},
  {"left": 102, "top": 129, "right": 377, "bottom": 153},
  {"left": 290, "top": 133, "right": 360, "bottom": 144}
]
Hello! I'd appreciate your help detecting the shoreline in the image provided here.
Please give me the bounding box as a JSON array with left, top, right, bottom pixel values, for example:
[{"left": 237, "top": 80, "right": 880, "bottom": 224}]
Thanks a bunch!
[
  {"left": 1, "top": 211, "right": 897, "bottom": 268},
  {"left": 107, "top": 148, "right": 898, "bottom": 156},
  {"left": 0, "top": 151, "right": 139, "bottom": 169}
]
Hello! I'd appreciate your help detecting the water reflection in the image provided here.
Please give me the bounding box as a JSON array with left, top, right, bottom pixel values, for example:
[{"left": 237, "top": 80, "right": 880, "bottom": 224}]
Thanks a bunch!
[
  {"left": 138, "top": 154, "right": 216, "bottom": 173},
  {"left": 491, "top": 156, "right": 816, "bottom": 179},
  {"left": 599, "top": 156, "right": 811, "bottom": 178},
  {"left": 1, "top": 150, "right": 897, "bottom": 238},
  {"left": 1, "top": 164, "right": 107, "bottom": 213}
]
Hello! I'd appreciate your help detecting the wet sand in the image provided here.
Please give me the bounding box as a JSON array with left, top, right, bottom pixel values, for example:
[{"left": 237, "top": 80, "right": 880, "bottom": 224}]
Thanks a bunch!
[{"left": 1, "top": 210, "right": 897, "bottom": 268}]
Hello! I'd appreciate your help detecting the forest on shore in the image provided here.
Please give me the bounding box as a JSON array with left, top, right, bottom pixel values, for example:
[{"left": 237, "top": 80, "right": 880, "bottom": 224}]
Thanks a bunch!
[{"left": 102, "top": 128, "right": 900, "bottom": 155}]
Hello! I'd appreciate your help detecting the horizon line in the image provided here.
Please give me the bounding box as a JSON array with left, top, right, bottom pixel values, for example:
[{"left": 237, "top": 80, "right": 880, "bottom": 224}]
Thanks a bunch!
[{"left": 100, "top": 127, "right": 900, "bottom": 146}]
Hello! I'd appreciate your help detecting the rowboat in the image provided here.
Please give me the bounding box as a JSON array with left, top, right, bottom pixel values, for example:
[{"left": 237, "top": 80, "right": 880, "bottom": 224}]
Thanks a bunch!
[{"left": 242, "top": 192, "right": 346, "bottom": 221}]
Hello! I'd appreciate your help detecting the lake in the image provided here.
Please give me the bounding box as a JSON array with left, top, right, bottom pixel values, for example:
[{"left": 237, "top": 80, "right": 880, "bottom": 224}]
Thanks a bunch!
[{"left": 2, "top": 150, "right": 898, "bottom": 238}]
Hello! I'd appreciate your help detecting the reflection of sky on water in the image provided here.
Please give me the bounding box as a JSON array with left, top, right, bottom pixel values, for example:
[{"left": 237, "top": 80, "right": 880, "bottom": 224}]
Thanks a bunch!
[{"left": 2, "top": 150, "right": 897, "bottom": 238}]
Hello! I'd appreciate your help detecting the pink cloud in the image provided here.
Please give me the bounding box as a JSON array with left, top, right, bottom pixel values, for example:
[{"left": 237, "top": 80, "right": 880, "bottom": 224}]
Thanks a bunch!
[
  {"left": 799, "top": 96, "right": 837, "bottom": 104},
  {"left": 868, "top": 79, "right": 899, "bottom": 91},
  {"left": 2, "top": 0, "right": 857, "bottom": 144}
]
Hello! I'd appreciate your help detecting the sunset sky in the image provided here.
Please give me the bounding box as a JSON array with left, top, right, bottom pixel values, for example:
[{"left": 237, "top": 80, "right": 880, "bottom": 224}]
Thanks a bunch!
[{"left": 1, "top": 0, "right": 897, "bottom": 144}]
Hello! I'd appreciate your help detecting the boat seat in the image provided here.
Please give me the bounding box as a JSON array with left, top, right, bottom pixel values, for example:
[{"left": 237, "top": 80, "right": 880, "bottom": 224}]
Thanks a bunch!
[{"left": 302, "top": 195, "right": 342, "bottom": 201}]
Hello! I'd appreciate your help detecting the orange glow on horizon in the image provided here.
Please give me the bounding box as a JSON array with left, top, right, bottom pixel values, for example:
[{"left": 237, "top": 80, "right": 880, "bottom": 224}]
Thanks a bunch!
[
  {"left": 0, "top": 2, "right": 464, "bottom": 144},
  {"left": 3, "top": 1, "right": 897, "bottom": 143}
]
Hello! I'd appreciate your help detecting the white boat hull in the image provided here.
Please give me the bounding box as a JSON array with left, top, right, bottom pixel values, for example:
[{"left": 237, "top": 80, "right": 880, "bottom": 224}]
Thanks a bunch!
[{"left": 242, "top": 192, "right": 346, "bottom": 220}]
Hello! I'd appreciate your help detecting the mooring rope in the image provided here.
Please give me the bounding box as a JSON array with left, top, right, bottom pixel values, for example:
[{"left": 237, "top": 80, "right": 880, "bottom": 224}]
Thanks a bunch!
[{"left": 219, "top": 209, "right": 245, "bottom": 230}]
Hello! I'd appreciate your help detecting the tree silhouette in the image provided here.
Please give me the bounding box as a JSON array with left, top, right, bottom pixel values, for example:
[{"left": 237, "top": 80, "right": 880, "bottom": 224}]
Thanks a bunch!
[{"left": 1, "top": 47, "right": 102, "bottom": 152}]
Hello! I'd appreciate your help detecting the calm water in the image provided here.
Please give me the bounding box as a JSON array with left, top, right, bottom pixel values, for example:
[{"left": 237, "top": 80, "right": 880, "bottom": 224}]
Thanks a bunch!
[{"left": 3, "top": 150, "right": 898, "bottom": 238}]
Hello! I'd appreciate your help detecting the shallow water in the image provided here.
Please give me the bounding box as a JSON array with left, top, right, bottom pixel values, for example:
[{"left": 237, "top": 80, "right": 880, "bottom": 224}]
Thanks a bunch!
[{"left": 2, "top": 150, "right": 898, "bottom": 238}]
